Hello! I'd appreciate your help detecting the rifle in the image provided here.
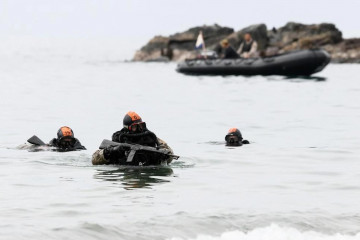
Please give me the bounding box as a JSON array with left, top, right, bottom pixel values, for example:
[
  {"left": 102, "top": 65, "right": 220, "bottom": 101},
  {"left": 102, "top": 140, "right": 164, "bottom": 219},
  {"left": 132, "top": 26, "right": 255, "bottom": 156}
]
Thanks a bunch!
[{"left": 99, "top": 139, "right": 180, "bottom": 163}]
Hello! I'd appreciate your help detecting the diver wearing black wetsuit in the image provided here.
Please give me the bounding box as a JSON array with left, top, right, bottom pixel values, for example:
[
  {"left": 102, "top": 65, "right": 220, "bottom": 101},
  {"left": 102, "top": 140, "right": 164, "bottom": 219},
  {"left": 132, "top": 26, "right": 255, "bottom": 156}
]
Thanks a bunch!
[
  {"left": 19, "top": 126, "right": 86, "bottom": 152},
  {"left": 225, "top": 128, "right": 250, "bottom": 146},
  {"left": 48, "top": 126, "right": 86, "bottom": 151},
  {"left": 92, "top": 111, "right": 173, "bottom": 165}
]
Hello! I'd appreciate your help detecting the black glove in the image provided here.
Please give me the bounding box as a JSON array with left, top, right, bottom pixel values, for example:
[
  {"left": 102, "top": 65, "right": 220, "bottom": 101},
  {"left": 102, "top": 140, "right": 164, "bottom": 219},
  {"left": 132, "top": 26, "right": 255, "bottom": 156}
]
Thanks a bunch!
[{"left": 103, "top": 145, "right": 125, "bottom": 159}]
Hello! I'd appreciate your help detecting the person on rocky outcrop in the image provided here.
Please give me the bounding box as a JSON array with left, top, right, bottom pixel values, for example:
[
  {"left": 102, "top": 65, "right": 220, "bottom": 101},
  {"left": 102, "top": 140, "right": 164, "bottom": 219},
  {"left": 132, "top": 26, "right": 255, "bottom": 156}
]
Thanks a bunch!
[
  {"left": 18, "top": 126, "right": 86, "bottom": 152},
  {"left": 237, "top": 33, "right": 258, "bottom": 58},
  {"left": 92, "top": 111, "right": 175, "bottom": 165},
  {"left": 225, "top": 128, "right": 250, "bottom": 146},
  {"left": 220, "top": 39, "right": 239, "bottom": 59}
]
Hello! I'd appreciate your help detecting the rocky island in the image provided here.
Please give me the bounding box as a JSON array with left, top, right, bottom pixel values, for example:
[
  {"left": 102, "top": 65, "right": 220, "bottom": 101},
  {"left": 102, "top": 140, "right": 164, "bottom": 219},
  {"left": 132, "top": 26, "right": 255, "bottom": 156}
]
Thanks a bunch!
[{"left": 133, "top": 22, "right": 360, "bottom": 63}]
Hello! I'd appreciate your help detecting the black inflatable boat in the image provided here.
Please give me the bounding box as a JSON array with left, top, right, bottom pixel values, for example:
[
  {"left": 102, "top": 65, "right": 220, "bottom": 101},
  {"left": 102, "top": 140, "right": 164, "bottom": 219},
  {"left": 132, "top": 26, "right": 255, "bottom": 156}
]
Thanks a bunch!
[{"left": 176, "top": 49, "right": 331, "bottom": 76}]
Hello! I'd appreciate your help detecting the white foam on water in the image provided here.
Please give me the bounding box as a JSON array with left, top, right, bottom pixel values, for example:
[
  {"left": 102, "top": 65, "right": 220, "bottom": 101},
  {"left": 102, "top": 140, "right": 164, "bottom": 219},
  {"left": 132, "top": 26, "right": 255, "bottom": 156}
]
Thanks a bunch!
[{"left": 169, "top": 224, "right": 360, "bottom": 240}]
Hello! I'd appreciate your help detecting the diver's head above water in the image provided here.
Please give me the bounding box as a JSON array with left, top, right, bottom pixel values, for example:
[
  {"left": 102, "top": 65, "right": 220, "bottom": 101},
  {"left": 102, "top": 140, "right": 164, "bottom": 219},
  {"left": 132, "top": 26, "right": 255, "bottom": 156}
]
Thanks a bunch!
[
  {"left": 225, "top": 128, "right": 243, "bottom": 146},
  {"left": 57, "top": 126, "right": 76, "bottom": 149},
  {"left": 225, "top": 128, "right": 250, "bottom": 146},
  {"left": 123, "top": 111, "right": 147, "bottom": 133}
]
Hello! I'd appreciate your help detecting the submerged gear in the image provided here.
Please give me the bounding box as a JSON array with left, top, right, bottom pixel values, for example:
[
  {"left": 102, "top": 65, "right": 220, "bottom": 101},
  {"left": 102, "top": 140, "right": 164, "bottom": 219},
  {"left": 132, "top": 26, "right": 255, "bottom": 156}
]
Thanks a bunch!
[
  {"left": 123, "top": 111, "right": 143, "bottom": 128},
  {"left": 101, "top": 140, "right": 176, "bottom": 166},
  {"left": 103, "top": 145, "right": 126, "bottom": 162},
  {"left": 92, "top": 137, "right": 174, "bottom": 166}
]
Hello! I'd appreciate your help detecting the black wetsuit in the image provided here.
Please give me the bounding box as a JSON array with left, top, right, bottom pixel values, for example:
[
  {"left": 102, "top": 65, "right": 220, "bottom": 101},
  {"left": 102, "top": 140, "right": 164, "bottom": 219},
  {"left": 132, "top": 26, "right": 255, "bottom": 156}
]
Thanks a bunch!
[
  {"left": 226, "top": 139, "right": 250, "bottom": 147},
  {"left": 112, "top": 128, "right": 159, "bottom": 147},
  {"left": 48, "top": 138, "right": 86, "bottom": 151}
]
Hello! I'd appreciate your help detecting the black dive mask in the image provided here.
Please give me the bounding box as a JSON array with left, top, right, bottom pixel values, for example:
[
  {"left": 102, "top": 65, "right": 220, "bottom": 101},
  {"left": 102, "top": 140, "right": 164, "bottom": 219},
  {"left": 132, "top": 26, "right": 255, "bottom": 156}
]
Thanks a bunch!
[
  {"left": 58, "top": 137, "right": 76, "bottom": 149},
  {"left": 225, "top": 135, "right": 242, "bottom": 146},
  {"left": 128, "top": 122, "right": 146, "bottom": 133}
]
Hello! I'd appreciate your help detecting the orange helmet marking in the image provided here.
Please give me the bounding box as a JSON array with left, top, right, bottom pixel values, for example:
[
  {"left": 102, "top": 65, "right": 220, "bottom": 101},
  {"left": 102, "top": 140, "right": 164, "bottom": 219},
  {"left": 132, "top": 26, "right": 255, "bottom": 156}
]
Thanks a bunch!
[
  {"left": 228, "top": 128, "right": 238, "bottom": 133},
  {"left": 60, "top": 126, "right": 73, "bottom": 137},
  {"left": 127, "top": 111, "right": 141, "bottom": 121}
]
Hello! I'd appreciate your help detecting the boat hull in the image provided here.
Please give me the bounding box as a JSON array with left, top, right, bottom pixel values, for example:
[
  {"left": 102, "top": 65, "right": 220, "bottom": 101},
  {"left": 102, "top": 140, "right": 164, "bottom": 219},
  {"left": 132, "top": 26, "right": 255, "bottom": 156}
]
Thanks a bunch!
[{"left": 176, "top": 49, "right": 331, "bottom": 76}]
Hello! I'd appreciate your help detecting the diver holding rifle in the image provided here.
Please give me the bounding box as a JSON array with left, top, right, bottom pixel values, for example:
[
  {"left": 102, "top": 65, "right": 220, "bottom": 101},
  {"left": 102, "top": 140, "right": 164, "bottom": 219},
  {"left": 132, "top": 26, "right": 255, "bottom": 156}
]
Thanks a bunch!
[{"left": 92, "top": 111, "right": 178, "bottom": 166}]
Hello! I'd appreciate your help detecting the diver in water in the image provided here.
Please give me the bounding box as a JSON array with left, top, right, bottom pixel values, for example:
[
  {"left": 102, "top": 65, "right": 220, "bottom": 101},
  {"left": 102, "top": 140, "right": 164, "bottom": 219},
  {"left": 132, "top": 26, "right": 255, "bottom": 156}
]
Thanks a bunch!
[
  {"left": 225, "top": 128, "right": 250, "bottom": 146},
  {"left": 19, "top": 126, "right": 86, "bottom": 151},
  {"left": 92, "top": 111, "right": 175, "bottom": 165},
  {"left": 48, "top": 126, "right": 86, "bottom": 150}
]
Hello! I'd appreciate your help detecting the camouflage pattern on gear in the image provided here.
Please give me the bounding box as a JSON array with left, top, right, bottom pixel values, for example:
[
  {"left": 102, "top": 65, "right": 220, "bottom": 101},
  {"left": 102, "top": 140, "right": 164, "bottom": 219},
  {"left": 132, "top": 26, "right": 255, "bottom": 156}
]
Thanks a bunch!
[
  {"left": 157, "top": 138, "right": 174, "bottom": 164},
  {"left": 92, "top": 149, "right": 110, "bottom": 165}
]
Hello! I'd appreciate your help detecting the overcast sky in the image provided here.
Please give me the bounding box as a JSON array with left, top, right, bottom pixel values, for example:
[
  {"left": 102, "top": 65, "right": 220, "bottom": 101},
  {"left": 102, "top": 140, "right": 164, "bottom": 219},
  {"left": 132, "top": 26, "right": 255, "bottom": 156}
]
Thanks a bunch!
[{"left": 1, "top": 0, "right": 359, "bottom": 57}]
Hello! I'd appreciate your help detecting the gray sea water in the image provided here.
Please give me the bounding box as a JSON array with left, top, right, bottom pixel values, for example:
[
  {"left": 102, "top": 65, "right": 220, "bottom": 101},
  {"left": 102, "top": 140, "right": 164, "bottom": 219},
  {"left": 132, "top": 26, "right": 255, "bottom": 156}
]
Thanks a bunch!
[{"left": 1, "top": 42, "right": 360, "bottom": 240}]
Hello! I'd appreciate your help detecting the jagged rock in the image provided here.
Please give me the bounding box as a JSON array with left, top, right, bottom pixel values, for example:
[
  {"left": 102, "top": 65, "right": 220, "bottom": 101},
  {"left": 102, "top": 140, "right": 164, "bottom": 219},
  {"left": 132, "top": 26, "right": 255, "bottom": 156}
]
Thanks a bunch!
[
  {"left": 133, "top": 22, "right": 360, "bottom": 63},
  {"left": 226, "top": 24, "right": 268, "bottom": 51},
  {"left": 323, "top": 38, "right": 360, "bottom": 63},
  {"left": 269, "top": 22, "right": 343, "bottom": 53},
  {"left": 133, "top": 36, "right": 170, "bottom": 62},
  {"left": 169, "top": 24, "right": 234, "bottom": 50},
  {"left": 171, "top": 49, "right": 197, "bottom": 62},
  {"left": 140, "top": 36, "right": 169, "bottom": 52},
  {"left": 133, "top": 24, "right": 233, "bottom": 61}
]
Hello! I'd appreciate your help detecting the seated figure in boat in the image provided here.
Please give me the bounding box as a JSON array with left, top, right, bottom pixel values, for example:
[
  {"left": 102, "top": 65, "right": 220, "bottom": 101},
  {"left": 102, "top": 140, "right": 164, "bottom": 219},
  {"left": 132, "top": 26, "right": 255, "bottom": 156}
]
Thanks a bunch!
[
  {"left": 18, "top": 126, "right": 86, "bottom": 152},
  {"left": 225, "top": 128, "right": 250, "bottom": 146},
  {"left": 92, "top": 111, "right": 175, "bottom": 166},
  {"left": 237, "top": 33, "right": 258, "bottom": 58},
  {"left": 219, "top": 39, "right": 239, "bottom": 59}
]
